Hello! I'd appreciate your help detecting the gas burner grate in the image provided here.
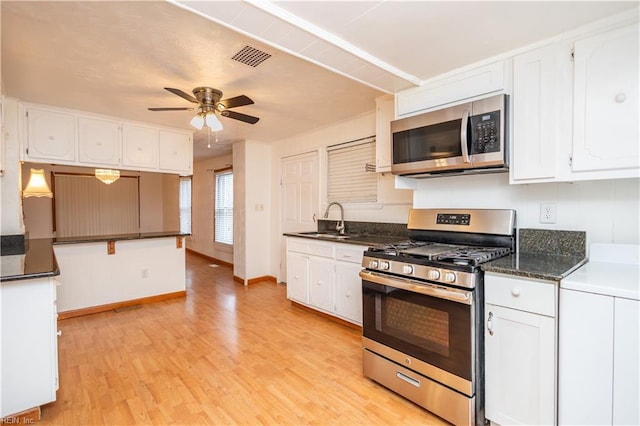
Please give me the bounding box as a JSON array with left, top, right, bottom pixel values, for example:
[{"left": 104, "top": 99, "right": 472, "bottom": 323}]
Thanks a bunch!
[{"left": 436, "top": 247, "right": 512, "bottom": 266}]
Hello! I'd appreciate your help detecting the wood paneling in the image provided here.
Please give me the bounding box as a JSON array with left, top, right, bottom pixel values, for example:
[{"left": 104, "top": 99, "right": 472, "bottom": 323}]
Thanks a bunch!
[{"left": 43, "top": 253, "right": 447, "bottom": 425}]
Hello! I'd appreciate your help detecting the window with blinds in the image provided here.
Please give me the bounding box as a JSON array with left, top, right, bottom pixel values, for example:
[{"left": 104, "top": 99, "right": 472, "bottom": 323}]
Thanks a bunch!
[
  {"left": 54, "top": 174, "right": 139, "bottom": 237},
  {"left": 179, "top": 177, "right": 191, "bottom": 234},
  {"left": 327, "top": 137, "right": 377, "bottom": 203},
  {"left": 214, "top": 171, "right": 233, "bottom": 245}
]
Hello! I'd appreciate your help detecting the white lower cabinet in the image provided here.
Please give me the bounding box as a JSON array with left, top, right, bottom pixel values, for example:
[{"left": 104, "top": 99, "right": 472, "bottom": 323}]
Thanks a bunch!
[
  {"left": 0, "top": 277, "right": 59, "bottom": 418},
  {"left": 559, "top": 289, "right": 640, "bottom": 425},
  {"left": 286, "top": 237, "right": 364, "bottom": 325},
  {"left": 484, "top": 273, "right": 557, "bottom": 426}
]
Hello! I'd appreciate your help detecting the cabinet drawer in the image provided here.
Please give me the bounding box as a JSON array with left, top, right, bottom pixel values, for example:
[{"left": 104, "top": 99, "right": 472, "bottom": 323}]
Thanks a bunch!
[
  {"left": 485, "top": 274, "right": 556, "bottom": 317},
  {"left": 335, "top": 245, "right": 364, "bottom": 264},
  {"left": 287, "top": 238, "right": 309, "bottom": 253},
  {"left": 307, "top": 242, "right": 334, "bottom": 258}
]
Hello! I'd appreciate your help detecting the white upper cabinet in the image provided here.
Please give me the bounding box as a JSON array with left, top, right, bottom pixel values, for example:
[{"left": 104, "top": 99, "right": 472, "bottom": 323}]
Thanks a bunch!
[
  {"left": 20, "top": 102, "right": 193, "bottom": 174},
  {"left": 396, "top": 60, "right": 509, "bottom": 117},
  {"left": 77, "top": 116, "right": 120, "bottom": 166},
  {"left": 375, "top": 94, "right": 394, "bottom": 172},
  {"left": 25, "top": 107, "right": 76, "bottom": 162},
  {"left": 121, "top": 124, "right": 158, "bottom": 170},
  {"left": 159, "top": 130, "right": 192, "bottom": 174},
  {"left": 510, "top": 43, "right": 560, "bottom": 183},
  {"left": 571, "top": 23, "right": 639, "bottom": 174}
]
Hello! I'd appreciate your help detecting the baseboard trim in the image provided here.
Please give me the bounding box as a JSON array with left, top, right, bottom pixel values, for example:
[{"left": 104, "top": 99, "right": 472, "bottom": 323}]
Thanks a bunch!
[
  {"left": 248, "top": 275, "right": 277, "bottom": 285},
  {"left": 185, "top": 248, "right": 233, "bottom": 268},
  {"left": 290, "top": 301, "right": 362, "bottom": 331},
  {"left": 57, "top": 291, "right": 187, "bottom": 320}
]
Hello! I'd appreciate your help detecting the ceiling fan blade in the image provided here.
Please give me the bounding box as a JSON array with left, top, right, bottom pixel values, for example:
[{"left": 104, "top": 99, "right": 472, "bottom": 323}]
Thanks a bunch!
[
  {"left": 218, "top": 95, "right": 254, "bottom": 109},
  {"left": 148, "top": 107, "right": 195, "bottom": 111},
  {"left": 164, "top": 87, "right": 198, "bottom": 104},
  {"left": 220, "top": 110, "right": 260, "bottom": 124}
]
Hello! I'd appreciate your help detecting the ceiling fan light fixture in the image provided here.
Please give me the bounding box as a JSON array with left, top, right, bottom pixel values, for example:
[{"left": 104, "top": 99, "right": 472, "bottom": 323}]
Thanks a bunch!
[
  {"left": 190, "top": 114, "right": 205, "bottom": 130},
  {"left": 205, "top": 112, "right": 223, "bottom": 131}
]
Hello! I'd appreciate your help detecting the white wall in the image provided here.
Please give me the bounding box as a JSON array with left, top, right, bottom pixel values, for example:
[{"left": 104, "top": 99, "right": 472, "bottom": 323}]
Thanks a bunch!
[
  {"left": 413, "top": 173, "right": 640, "bottom": 247},
  {"left": 0, "top": 98, "right": 25, "bottom": 236},
  {"left": 187, "top": 153, "right": 233, "bottom": 264}
]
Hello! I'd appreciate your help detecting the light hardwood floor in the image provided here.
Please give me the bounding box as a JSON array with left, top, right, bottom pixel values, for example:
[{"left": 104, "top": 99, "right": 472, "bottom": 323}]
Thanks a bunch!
[{"left": 42, "top": 252, "right": 448, "bottom": 425}]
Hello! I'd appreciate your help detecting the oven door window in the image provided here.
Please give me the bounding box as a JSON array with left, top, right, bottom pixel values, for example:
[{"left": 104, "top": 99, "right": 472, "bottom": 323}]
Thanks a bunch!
[{"left": 363, "top": 280, "right": 472, "bottom": 381}]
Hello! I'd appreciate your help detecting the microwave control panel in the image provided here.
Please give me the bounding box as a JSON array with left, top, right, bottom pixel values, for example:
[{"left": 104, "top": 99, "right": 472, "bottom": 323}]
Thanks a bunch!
[{"left": 470, "top": 110, "right": 501, "bottom": 154}]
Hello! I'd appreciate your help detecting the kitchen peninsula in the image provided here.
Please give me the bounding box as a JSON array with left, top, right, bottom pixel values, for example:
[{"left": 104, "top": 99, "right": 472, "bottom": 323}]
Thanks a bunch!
[{"left": 52, "top": 231, "right": 188, "bottom": 318}]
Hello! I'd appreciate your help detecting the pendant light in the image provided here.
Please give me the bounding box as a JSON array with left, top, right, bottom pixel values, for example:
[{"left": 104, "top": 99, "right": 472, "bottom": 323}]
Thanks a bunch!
[
  {"left": 22, "top": 168, "right": 53, "bottom": 198},
  {"left": 95, "top": 169, "right": 120, "bottom": 184}
]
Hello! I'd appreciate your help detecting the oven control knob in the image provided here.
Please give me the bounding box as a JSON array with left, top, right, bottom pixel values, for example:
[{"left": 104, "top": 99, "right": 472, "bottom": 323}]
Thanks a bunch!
[
  {"left": 402, "top": 265, "right": 414, "bottom": 274},
  {"left": 368, "top": 260, "right": 379, "bottom": 269},
  {"left": 379, "top": 261, "right": 390, "bottom": 270},
  {"left": 444, "top": 272, "right": 456, "bottom": 283},
  {"left": 428, "top": 270, "right": 440, "bottom": 280}
]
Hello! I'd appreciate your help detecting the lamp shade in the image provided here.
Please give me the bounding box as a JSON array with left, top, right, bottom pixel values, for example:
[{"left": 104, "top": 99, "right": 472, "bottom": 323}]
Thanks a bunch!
[
  {"left": 23, "top": 168, "right": 53, "bottom": 198},
  {"left": 205, "top": 112, "right": 223, "bottom": 131},
  {"left": 190, "top": 114, "right": 205, "bottom": 130},
  {"left": 95, "top": 169, "right": 120, "bottom": 184}
]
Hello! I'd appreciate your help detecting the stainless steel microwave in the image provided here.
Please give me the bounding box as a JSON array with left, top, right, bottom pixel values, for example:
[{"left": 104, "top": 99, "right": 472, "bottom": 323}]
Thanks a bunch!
[{"left": 391, "top": 94, "right": 508, "bottom": 177}]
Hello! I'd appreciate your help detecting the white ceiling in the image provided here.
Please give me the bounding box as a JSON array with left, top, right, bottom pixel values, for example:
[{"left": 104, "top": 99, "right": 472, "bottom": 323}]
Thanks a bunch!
[{"left": 2, "top": 1, "right": 637, "bottom": 159}]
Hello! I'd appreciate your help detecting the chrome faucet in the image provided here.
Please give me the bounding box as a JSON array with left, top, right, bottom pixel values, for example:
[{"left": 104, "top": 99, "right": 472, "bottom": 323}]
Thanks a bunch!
[{"left": 323, "top": 202, "right": 345, "bottom": 235}]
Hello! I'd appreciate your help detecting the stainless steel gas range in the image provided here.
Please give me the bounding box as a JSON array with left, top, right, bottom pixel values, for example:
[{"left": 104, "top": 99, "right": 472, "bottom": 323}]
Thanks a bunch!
[{"left": 360, "top": 208, "right": 516, "bottom": 426}]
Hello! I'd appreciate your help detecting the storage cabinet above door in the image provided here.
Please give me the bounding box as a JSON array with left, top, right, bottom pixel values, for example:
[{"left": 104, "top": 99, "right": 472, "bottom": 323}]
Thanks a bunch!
[{"left": 159, "top": 130, "right": 192, "bottom": 173}]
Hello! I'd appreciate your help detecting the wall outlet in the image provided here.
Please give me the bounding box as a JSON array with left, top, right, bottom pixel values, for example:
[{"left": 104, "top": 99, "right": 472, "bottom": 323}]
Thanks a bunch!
[
  {"left": 141, "top": 268, "right": 149, "bottom": 279},
  {"left": 540, "top": 203, "right": 557, "bottom": 224}
]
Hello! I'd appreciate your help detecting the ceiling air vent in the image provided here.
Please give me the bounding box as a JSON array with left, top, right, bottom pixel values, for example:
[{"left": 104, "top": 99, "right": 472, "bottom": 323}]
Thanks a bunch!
[{"left": 231, "top": 46, "right": 272, "bottom": 67}]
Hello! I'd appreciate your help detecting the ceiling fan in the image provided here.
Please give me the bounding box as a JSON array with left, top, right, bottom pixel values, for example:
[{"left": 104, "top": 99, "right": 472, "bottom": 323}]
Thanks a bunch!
[{"left": 148, "top": 87, "right": 259, "bottom": 130}]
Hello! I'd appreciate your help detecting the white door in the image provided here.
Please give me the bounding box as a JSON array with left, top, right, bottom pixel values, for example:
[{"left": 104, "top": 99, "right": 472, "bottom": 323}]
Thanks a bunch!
[{"left": 280, "top": 151, "right": 319, "bottom": 282}]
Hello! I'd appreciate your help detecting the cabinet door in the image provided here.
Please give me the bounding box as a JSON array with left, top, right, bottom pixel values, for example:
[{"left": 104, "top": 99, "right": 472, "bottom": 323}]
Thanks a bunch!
[
  {"left": 558, "top": 288, "right": 613, "bottom": 425},
  {"left": 375, "top": 95, "right": 394, "bottom": 172},
  {"left": 308, "top": 257, "right": 334, "bottom": 313},
  {"left": 26, "top": 108, "right": 76, "bottom": 161},
  {"left": 334, "top": 261, "right": 363, "bottom": 324},
  {"left": 485, "top": 304, "right": 556, "bottom": 426},
  {"left": 613, "top": 298, "right": 640, "bottom": 425},
  {"left": 0, "top": 278, "right": 57, "bottom": 417},
  {"left": 78, "top": 116, "right": 120, "bottom": 166},
  {"left": 286, "top": 252, "right": 308, "bottom": 304},
  {"left": 121, "top": 124, "right": 158, "bottom": 169},
  {"left": 511, "top": 43, "right": 558, "bottom": 182},
  {"left": 572, "top": 23, "right": 639, "bottom": 172},
  {"left": 159, "top": 130, "right": 192, "bottom": 173}
]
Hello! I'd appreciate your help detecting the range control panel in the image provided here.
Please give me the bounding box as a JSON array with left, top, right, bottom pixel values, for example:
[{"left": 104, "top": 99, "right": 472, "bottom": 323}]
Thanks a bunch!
[{"left": 436, "top": 213, "right": 471, "bottom": 226}]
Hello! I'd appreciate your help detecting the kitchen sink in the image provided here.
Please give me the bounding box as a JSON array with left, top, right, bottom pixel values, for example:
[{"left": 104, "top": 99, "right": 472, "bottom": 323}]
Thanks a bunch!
[{"left": 297, "top": 232, "right": 355, "bottom": 240}]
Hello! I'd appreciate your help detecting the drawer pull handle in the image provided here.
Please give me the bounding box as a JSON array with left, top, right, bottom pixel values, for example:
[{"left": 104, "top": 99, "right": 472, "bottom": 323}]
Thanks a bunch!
[
  {"left": 511, "top": 288, "right": 521, "bottom": 297},
  {"left": 396, "top": 371, "right": 420, "bottom": 388},
  {"left": 487, "top": 312, "right": 494, "bottom": 336}
]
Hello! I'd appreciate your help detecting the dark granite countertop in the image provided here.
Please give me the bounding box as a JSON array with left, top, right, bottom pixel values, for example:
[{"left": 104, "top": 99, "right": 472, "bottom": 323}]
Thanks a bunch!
[
  {"left": 482, "top": 252, "right": 588, "bottom": 282},
  {"left": 52, "top": 231, "right": 189, "bottom": 245},
  {"left": 1, "top": 238, "right": 60, "bottom": 282},
  {"left": 284, "top": 232, "right": 407, "bottom": 247}
]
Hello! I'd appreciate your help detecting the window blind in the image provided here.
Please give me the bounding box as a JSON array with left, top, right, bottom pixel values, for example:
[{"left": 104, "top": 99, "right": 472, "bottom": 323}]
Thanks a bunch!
[
  {"left": 179, "top": 177, "right": 191, "bottom": 234},
  {"left": 54, "top": 174, "right": 139, "bottom": 237},
  {"left": 327, "top": 137, "right": 377, "bottom": 203},
  {"left": 214, "top": 171, "right": 233, "bottom": 245}
]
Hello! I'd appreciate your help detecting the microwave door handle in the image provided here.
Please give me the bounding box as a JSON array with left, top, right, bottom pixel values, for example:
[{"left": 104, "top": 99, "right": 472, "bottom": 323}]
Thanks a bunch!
[{"left": 460, "top": 109, "right": 471, "bottom": 163}]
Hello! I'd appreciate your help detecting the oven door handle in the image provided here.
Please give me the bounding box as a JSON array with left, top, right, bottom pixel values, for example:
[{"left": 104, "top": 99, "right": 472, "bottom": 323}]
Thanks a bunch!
[
  {"left": 460, "top": 109, "right": 471, "bottom": 164},
  {"left": 360, "top": 270, "right": 472, "bottom": 305}
]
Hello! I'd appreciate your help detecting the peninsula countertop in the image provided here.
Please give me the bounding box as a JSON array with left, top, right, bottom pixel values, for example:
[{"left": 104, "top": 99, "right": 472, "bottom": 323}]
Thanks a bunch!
[{"left": 1, "top": 231, "right": 189, "bottom": 282}]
